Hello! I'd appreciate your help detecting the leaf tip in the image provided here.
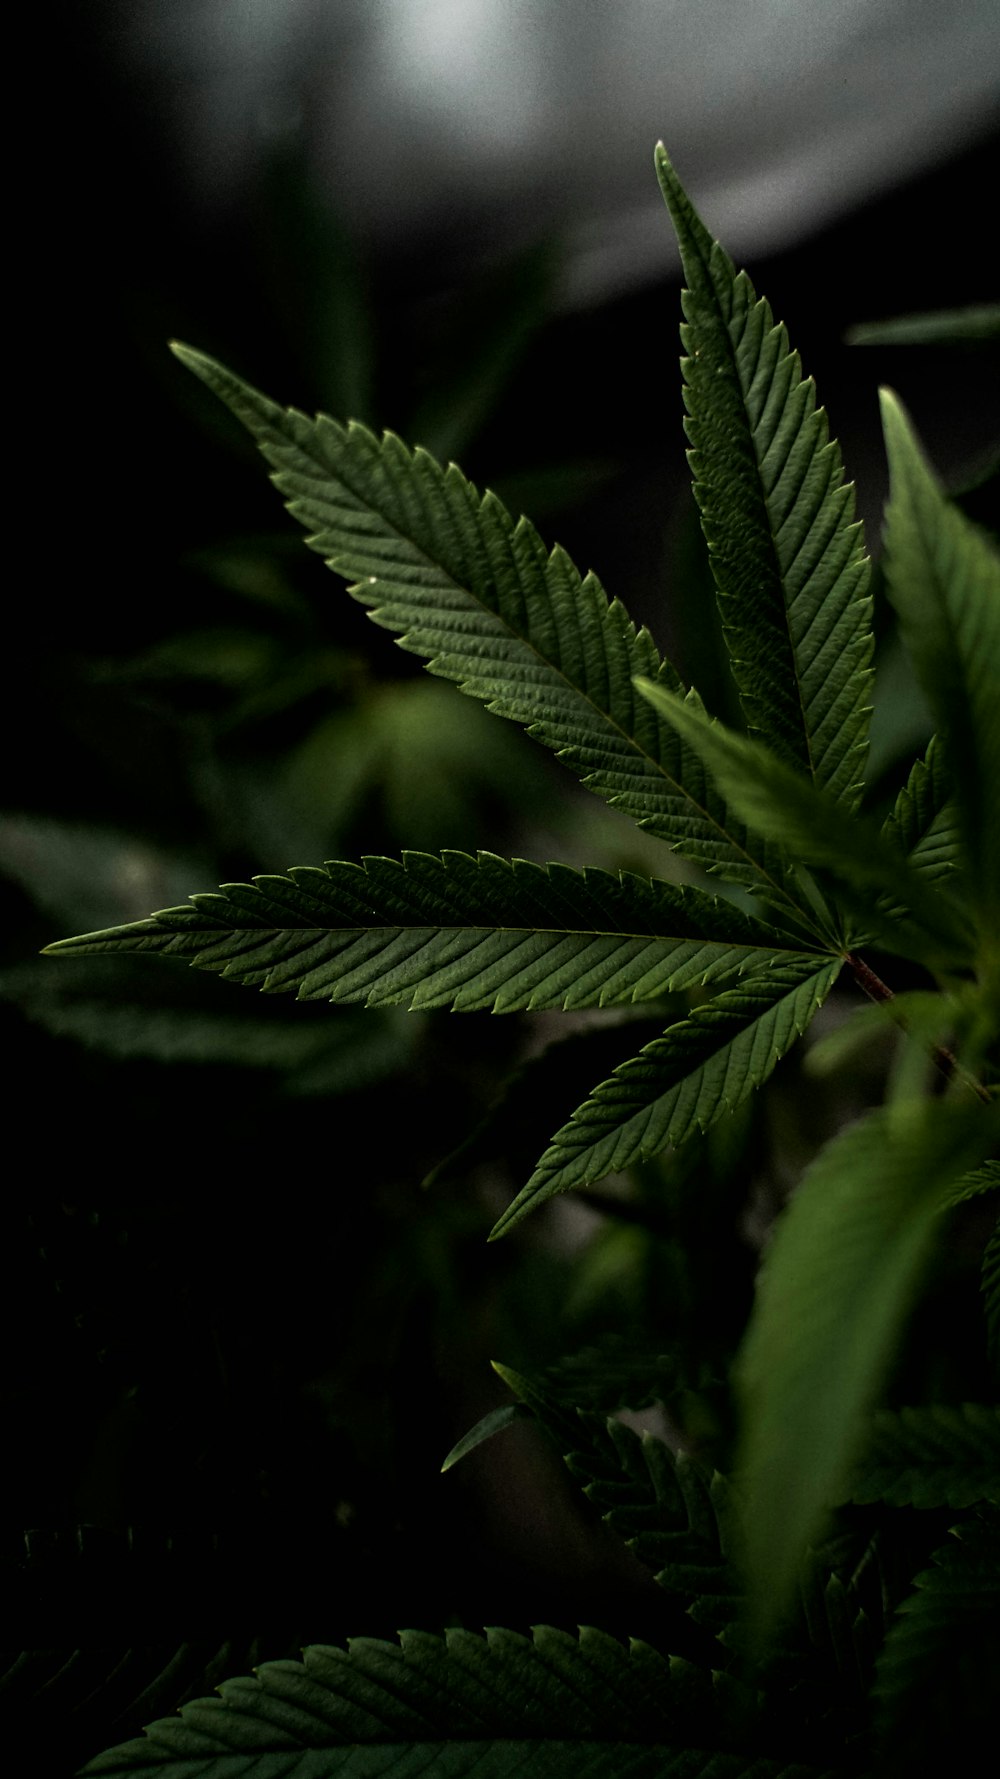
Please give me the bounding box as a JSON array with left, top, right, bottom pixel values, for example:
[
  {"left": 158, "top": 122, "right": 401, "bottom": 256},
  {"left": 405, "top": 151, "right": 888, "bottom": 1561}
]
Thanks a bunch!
[
  {"left": 486, "top": 1210, "right": 512, "bottom": 1243},
  {"left": 488, "top": 1181, "right": 541, "bottom": 1241},
  {"left": 169, "top": 341, "right": 233, "bottom": 400},
  {"left": 490, "top": 1360, "right": 529, "bottom": 1397},
  {"left": 878, "top": 386, "right": 915, "bottom": 463},
  {"left": 878, "top": 384, "right": 903, "bottom": 425},
  {"left": 169, "top": 339, "right": 204, "bottom": 371},
  {"left": 40, "top": 936, "right": 77, "bottom": 957}
]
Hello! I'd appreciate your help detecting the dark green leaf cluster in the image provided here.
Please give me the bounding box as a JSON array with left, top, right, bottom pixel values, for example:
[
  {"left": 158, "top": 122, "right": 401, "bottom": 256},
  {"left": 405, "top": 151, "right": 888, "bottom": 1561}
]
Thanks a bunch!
[
  {"left": 44, "top": 147, "right": 999, "bottom": 1776},
  {"left": 80, "top": 1624, "right": 829, "bottom": 1778}
]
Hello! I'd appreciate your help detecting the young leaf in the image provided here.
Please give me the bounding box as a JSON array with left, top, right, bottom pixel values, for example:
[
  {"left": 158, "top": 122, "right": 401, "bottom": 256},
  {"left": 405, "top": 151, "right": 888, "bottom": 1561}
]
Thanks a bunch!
[
  {"left": 655, "top": 146, "right": 873, "bottom": 809},
  {"left": 879, "top": 390, "right": 1000, "bottom": 949},
  {"left": 172, "top": 344, "right": 797, "bottom": 904},
  {"left": 634, "top": 677, "right": 974, "bottom": 968},
  {"left": 737, "top": 1097, "right": 1000, "bottom": 1644},
  {"left": 491, "top": 959, "right": 841, "bottom": 1237},
  {"left": 568, "top": 1419, "right": 744, "bottom": 1640},
  {"left": 44, "top": 852, "right": 821, "bottom": 1014},
  {"left": 492, "top": 1366, "right": 742, "bottom": 1644},
  {"left": 77, "top": 1625, "right": 811, "bottom": 1778}
]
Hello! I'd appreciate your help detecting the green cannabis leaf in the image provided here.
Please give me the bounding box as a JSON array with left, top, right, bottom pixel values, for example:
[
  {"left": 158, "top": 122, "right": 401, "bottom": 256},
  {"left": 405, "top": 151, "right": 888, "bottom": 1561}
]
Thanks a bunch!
[
  {"left": 737, "top": 1097, "right": 1000, "bottom": 1642},
  {"left": 493, "top": 1362, "right": 744, "bottom": 1642},
  {"left": 78, "top": 1626, "right": 824, "bottom": 1778},
  {"left": 491, "top": 959, "right": 840, "bottom": 1236},
  {"left": 654, "top": 146, "right": 873, "bottom": 808},
  {"left": 871, "top": 1513, "right": 1000, "bottom": 1773},
  {"left": 879, "top": 389, "right": 1000, "bottom": 972},
  {"left": 169, "top": 342, "right": 796, "bottom": 907},
  {"left": 632, "top": 678, "right": 973, "bottom": 968},
  {"left": 44, "top": 853, "right": 819, "bottom": 1012},
  {"left": 44, "top": 145, "right": 999, "bottom": 1778}
]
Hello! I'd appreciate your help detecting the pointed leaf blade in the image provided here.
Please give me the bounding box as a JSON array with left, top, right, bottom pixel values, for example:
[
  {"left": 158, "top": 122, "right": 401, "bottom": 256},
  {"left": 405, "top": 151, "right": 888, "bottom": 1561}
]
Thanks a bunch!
[
  {"left": 655, "top": 147, "right": 873, "bottom": 808},
  {"left": 44, "top": 852, "right": 822, "bottom": 1014},
  {"left": 77, "top": 1625, "right": 828, "bottom": 1777},
  {"left": 440, "top": 1404, "right": 529, "bottom": 1473},
  {"left": 172, "top": 344, "right": 796, "bottom": 901},
  {"left": 879, "top": 734, "right": 961, "bottom": 890},
  {"left": 491, "top": 959, "right": 841, "bottom": 1237},
  {"left": 880, "top": 390, "right": 1000, "bottom": 945},
  {"left": 498, "top": 1365, "right": 745, "bottom": 1646},
  {"left": 571, "top": 1420, "right": 744, "bottom": 1640}
]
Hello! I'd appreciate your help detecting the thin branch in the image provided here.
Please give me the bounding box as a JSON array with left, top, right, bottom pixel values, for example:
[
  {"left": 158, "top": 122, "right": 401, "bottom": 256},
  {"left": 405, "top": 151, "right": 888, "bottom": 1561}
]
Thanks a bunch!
[
  {"left": 845, "top": 952, "right": 992, "bottom": 1104},
  {"left": 846, "top": 952, "right": 894, "bottom": 1005}
]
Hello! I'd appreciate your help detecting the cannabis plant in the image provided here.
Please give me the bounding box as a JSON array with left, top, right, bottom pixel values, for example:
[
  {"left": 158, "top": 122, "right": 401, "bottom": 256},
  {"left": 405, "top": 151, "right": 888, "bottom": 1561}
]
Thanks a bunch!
[{"left": 45, "top": 149, "right": 998, "bottom": 1776}]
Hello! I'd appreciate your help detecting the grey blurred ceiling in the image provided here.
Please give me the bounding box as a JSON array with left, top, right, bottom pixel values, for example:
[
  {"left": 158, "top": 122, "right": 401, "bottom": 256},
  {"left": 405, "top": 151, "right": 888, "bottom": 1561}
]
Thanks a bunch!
[{"left": 111, "top": 0, "right": 1000, "bottom": 302}]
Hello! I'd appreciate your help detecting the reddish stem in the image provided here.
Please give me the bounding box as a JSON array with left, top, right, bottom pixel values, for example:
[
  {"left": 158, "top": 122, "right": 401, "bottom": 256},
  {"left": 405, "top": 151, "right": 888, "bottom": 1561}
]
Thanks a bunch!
[
  {"left": 846, "top": 952, "right": 894, "bottom": 1005},
  {"left": 845, "top": 951, "right": 991, "bottom": 1103}
]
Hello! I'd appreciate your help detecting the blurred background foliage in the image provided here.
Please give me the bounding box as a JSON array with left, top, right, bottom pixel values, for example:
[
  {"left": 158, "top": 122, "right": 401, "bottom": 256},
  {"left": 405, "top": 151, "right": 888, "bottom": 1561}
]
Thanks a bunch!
[{"left": 3, "top": 5, "right": 998, "bottom": 1770}]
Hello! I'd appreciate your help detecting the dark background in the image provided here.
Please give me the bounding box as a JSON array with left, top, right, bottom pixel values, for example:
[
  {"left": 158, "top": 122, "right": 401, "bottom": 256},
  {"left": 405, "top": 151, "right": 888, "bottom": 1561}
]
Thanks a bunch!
[{"left": 4, "top": 5, "right": 999, "bottom": 1771}]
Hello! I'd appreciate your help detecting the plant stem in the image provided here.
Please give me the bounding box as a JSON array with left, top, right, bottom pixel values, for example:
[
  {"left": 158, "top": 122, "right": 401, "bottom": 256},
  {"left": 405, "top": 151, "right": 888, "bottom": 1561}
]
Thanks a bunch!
[
  {"left": 845, "top": 952, "right": 992, "bottom": 1103},
  {"left": 845, "top": 952, "right": 894, "bottom": 1005}
]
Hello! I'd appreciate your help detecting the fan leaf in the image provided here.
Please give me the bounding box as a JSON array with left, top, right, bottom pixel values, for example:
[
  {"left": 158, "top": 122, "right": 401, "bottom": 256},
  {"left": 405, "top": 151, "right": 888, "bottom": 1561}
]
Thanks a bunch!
[
  {"left": 634, "top": 677, "right": 974, "bottom": 968},
  {"left": 655, "top": 147, "right": 873, "bottom": 809},
  {"left": 737, "top": 1098, "right": 1000, "bottom": 1644},
  {"left": 880, "top": 390, "right": 1000, "bottom": 949},
  {"left": 78, "top": 1625, "right": 828, "bottom": 1777},
  {"left": 491, "top": 959, "right": 840, "bottom": 1237},
  {"left": 172, "top": 343, "right": 798, "bottom": 905},
  {"left": 571, "top": 1420, "right": 743, "bottom": 1640},
  {"left": 44, "top": 853, "right": 823, "bottom": 1014}
]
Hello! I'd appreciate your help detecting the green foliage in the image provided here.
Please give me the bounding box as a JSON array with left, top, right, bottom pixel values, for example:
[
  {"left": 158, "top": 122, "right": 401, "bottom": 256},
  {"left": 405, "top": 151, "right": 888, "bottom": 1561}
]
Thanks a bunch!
[
  {"left": 879, "top": 389, "right": 1000, "bottom": 966},
  {"left": 839, "top": 1403, "right": 1000, "bottom": 1509},
  {"left": 45, "top": 854, "right": 817, "bottom": 1014},
  {"left": 492, "top": 960, "right": 841, "bottom": 1235},
  {"left": 737, "top": 1099, "right": 999, "bottom": 1637},
  {"left": 40, "top": 148, "right": 999, "bottom": 1775},
  {"left": 870, "top": 1512, "right": 1000, "bottom": 1773},
  {"left": 654, "top": 147, "right": 873, "bottom": 810},
  {"left": 77, "top": 1626, "right": 829, "bottom": 1778}
]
